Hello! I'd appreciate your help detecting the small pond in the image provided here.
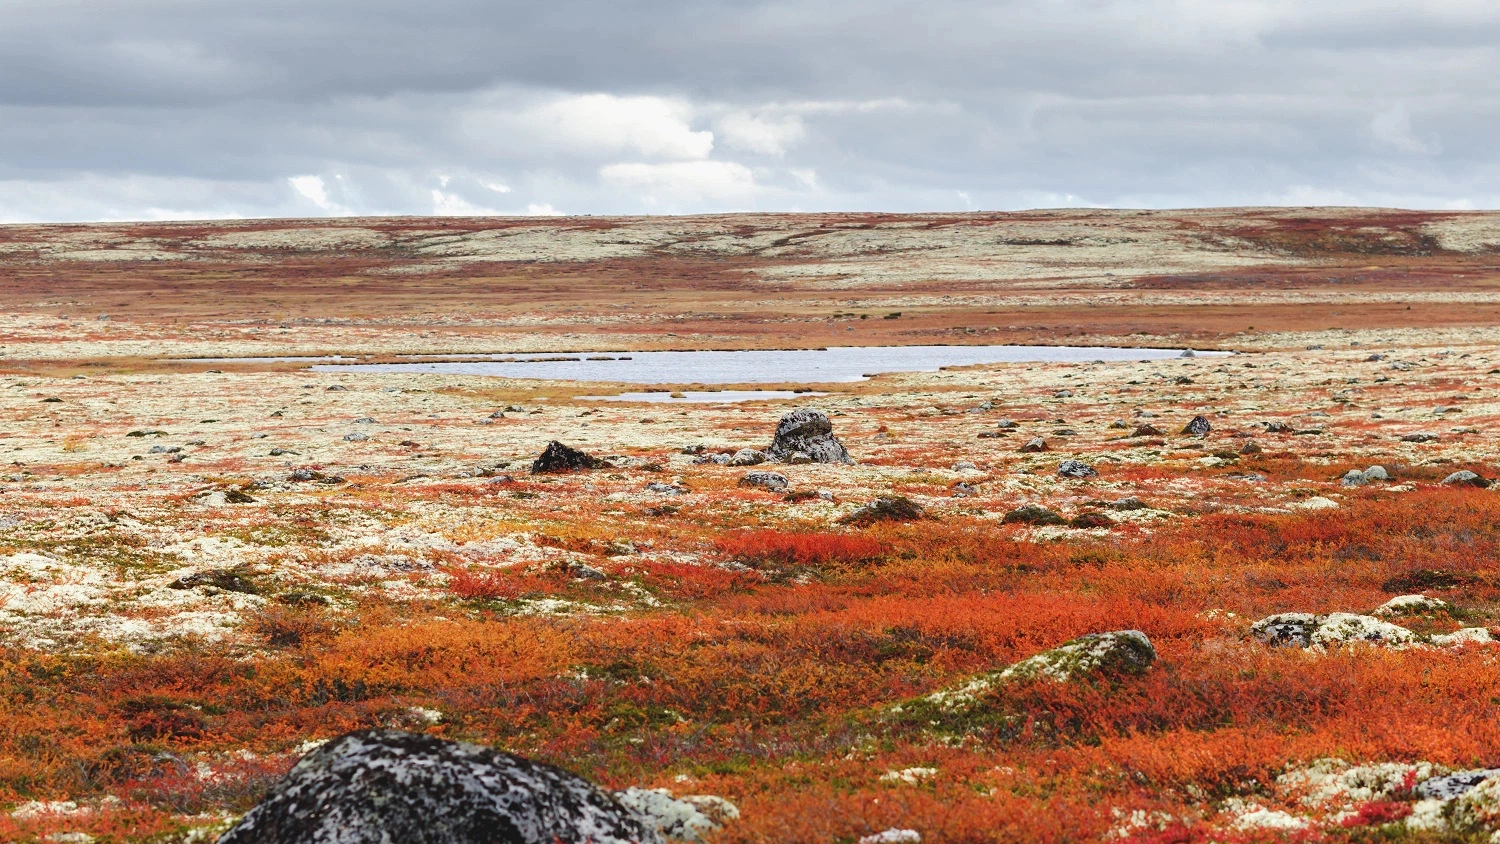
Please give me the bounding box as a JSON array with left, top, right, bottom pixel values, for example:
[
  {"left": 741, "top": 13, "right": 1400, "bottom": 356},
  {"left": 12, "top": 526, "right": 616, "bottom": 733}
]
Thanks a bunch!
[
  {"left": 310, "top": 344, "right": 1221, "bottom": 385},
  {"left": 576, "top": 390, "right": 828, "bottom": 404}
]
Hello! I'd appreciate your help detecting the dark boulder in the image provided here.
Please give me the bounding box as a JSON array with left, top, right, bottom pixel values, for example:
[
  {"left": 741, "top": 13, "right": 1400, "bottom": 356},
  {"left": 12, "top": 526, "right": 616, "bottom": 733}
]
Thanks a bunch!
[
  {"left": 531, "top": 441, "right": 605, "bottom": 474},
  {"left": 1069, "top": 512, "right": 1115, "bottom": 529},
  {"left": 838, "top": 496, "right": 925, "bottom": 525},
  {"left": 217, "top": 730, "right": 662, "bottom": 844},
  {"left": 765, "top": 409, "right": 852, "bottom": 464},
  {"left": 1002, "top": 504, "right": 1066, "bottom": 526},
  {"left": 1057, "top": 460, "right": 1097, "bottom": 479}
]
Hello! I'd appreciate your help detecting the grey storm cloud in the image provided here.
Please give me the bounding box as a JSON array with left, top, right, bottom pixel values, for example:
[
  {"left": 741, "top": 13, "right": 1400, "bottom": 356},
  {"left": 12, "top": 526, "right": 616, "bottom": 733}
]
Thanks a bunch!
[{"left": 1, "top": 0, "right": 1497, "bottom": 221}]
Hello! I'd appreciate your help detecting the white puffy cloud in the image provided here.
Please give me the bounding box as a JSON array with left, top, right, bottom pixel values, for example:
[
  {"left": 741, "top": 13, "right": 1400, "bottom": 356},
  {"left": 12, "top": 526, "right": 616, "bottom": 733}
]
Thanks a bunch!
[
  {"left": 715, "top": 112, "right": 805, "bottom": 155},
  {"left": 600, "top": 160, "right": 758, "bottom": 207},
  {"left": 463, "top": 92, "right": 714, "bottom": 162}
]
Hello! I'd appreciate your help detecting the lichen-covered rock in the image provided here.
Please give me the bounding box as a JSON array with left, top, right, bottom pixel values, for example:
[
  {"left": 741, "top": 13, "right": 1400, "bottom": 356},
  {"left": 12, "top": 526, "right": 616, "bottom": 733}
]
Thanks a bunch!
[
  {"left": 1373, "top": 594, "right": 1448, "bottom": 617},
  {"left": 613, "top": 788, "right": 738, "bottom": 843},
  {"left": 1441, "top": 470, "right": 1490, "bottom": 488},
  {"left": 216, "top": 729, "right": 662, "bottom": 844},
  {"left": 737, "top": 471, "right": 788, "bottom": 492},
  {"left": 765, "top": 409, "right": 852, "bottom": 464},
  {"left": 915, "top": 630, "right": 1156, "bottom": 714},
  {"left": 1416, "top": 769, "right": 1500, "bottom": 801},
  {"left": 1250, "top": 611, "right": 1490, "bottom": 650},
  {"left": 531, "top": 441, "right": 606, "bottom": 474},
  {"left": 1311, "top": 612, "right": 1419, "bottom": 647},
  {"left": 1430, "top": 627, "right": 1495, "bottom": 646},
  {"left": 1249, "top": 613, "right": 1321, "bottom": 648},
  {"left": 997, "top": 630, "right": 1156, "bottom": 683}
]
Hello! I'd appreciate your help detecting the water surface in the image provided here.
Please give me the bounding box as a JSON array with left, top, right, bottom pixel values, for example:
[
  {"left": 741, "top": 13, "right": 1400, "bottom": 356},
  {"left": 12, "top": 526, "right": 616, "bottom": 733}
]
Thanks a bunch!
[{"left": 311, "top": 344, "right": 1218, "bottom": 385}]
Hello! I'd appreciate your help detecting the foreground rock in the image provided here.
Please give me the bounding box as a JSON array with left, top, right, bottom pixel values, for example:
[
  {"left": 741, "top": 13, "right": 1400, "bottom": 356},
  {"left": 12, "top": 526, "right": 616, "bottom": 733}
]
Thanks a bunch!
[
  {"left": 765, "top": 408, "right": 852, "bottom": 464},
  {"left": 532, "top": 441, "right": 606, "bottom": 474},
  {"left": 217, "top": 729, "right": 664, "bottom": 844},
  {"left": 1250, "top": 611, "right": 1492, "bottom": 649}
]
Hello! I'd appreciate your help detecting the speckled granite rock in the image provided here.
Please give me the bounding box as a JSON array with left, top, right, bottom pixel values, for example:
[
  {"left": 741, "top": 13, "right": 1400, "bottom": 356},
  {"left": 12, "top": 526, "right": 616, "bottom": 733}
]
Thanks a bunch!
[{"left": 217, "top": 730, "right": 662, "bottom": 844}]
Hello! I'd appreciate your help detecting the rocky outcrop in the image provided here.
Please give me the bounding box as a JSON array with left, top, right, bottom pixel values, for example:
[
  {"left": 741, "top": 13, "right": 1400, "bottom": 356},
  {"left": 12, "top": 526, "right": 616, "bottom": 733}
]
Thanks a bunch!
[
  {"left": 531, "top": 441, "right": 606, "bottom": 474},
  {"left": 1250, "top": 611, "right": 1493, "bottom": 649},
  {"left": 765, "top": 409, "right": 852, "bottom": 464},
  {"left": 217, "top": 730, "right": 662, "bottom": 844}
]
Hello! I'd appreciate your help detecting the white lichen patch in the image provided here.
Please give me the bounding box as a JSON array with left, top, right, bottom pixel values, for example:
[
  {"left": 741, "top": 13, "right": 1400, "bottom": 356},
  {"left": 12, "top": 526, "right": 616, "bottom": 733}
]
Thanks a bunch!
[
  {"left": 1374, "top": 594, "right": 1449, "bottom": 617},
  {"left": 879, "top": 767, "right": 938, "bottom": 785}
]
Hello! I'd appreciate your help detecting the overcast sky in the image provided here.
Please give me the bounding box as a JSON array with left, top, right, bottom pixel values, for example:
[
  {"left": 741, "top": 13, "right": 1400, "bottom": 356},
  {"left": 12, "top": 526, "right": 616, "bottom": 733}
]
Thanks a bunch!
[{"left": 2, "top": 0, "right": 1497, "bottom": 222}]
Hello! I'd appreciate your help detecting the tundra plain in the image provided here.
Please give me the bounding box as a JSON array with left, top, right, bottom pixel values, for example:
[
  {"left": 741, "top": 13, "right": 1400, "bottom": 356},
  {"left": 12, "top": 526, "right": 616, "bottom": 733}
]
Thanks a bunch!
[{"left": 6, "top": 208, "right": 1500, "bottom": 842}]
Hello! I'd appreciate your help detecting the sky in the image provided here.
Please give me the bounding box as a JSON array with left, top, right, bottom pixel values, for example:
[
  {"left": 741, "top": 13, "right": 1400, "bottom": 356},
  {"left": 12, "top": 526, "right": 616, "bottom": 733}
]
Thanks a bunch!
[{"left": 2, "top": 0, "right": 1498, "bottom": 222}]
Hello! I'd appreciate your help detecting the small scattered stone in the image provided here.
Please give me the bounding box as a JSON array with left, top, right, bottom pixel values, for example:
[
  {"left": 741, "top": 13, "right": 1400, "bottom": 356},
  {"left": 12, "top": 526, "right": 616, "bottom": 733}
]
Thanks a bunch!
[
  {"left": 1057, "top": 459, "right": 1097, "bottom": 479},
  {"left": 1002, "top": 504, "right": 1066, "bottom": 526},
  {"left": 532, "top": 441, "right": 605, "bottom": 474},
  {"left": 839, "top": 496, "right": 926, "bottom": 525},
  {"left": 1182, "top": 415, "right": 1211, "bottom": 437},
  {"left": 1402, "top": 432, "right": 1439, "bottom": 443},
  {"left": 169, "top": 568, "right": 260, "bottom": 595},
  {"left": 728, "top": 448, "right": 766, "bottom": 466},
  {"left": 1069, "top": 512, "right": 1115, "bottom": 529},
  {"left": 737, "top": 471, "right": 788, "bottom": 492}
]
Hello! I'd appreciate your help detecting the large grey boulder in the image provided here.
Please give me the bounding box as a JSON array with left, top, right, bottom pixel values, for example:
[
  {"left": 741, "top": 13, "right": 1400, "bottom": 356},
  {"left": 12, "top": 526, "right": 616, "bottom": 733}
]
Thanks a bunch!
[
  {"left": 765, "top": 409, "right": 852, "bottom": 464},
  {"left": 217, "top": 730, "right": 662, "bottom": 844}
]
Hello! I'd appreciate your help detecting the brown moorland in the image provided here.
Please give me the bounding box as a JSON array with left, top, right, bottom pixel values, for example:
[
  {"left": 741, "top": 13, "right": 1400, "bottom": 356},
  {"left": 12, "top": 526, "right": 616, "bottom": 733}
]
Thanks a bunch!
[{"left": 3, "top": 209, "right": 1500, "bottom": 842}]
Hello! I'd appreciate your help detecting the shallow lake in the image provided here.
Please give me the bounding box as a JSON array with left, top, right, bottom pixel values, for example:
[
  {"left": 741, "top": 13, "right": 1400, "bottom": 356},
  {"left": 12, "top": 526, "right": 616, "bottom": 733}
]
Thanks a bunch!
[
  {"left": 576, "top": 390, "right": 828, "bottom": 404},
  {"left": 309, "top": 344, "right": 1220, "bottom": 385}
]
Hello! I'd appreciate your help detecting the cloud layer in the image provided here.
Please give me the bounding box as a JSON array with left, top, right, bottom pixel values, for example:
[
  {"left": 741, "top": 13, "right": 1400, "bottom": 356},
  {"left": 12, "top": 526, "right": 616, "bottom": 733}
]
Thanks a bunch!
[{"left": 2, "top": 0, "right": 1498, "bottom": 221}]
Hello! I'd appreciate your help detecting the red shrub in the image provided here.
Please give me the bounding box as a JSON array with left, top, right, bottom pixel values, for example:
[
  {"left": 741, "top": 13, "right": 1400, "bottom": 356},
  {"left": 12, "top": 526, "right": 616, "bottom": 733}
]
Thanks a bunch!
[
  {"left": 1340, "top": 800, "right": 1413, "bottom": 827},
  {"left": 443, "top": 567, "right": 569, "bottom": 601},
  {"left": 716, "top": 530, "right": 886, "bottom": 568}
]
